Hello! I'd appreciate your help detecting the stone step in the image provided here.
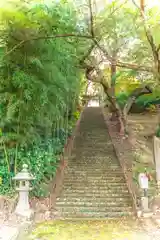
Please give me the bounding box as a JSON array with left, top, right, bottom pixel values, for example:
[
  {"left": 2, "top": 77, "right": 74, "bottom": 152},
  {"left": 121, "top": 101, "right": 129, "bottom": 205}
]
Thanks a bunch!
[
  {"left": 56, "top": 201, "right": 132, "bottom": 207},
  {"left": 70, "top": 158, "right": 118, "bottom": 162},
  {"left": 56, "top": 197, "right": 132, "bottom": 203},
  {"left": 70, "top": 155, "right": 117, "bottom": 158},
  {"left": 66, "top": 168, "right": 122, "bottom": 172},
  {"left": 74, "top": 141, "right": 110, "bottom": 145},
  {"left": 74, "top": 147, "right": 113, "bottom": 150},
  {"left": 71, "top": 155, "right": 116, "bottom": 159},
  {"left": 63, "top": 180, "right": 126, "bottom": 185},
  {"left": 76, "top": 133, "right": 108, "bottom": 136},
  {"left": 64, "top": 174, "right": 124, "bottom": 178},
  {"left": 74, "top": 144, "right": 111, "bottom": 148},
  {"left": 66, "top": 164, "right": 120, "bottom": 167},
  {"left": 65, "top": 172, "right": 123, "bottom": 175},
  {"left": 62, "top": 187, "right": 128, "bottom": 193},
  {"left": 69, "top": 156, "right": 118, "bottom": 159},
  {"left": 66, "top": 166, "right": 122, "bottom": 170},
  {"left": 55, "top": 206, "right": 133, "bottom": 213},
  {"left": 62, "top": 186, "right": 129, "bottom": 192},
  {"left": 65, "top": 169, "right": 124, "bottom": 174},
  {"left": 64, "top": 173, "right": 123, "bottom": 177},
  {"left": 76, "top": 132, "right": 109, "bottom": 134},
  {"left": 75, "top": 142, "right": 113, "bottom": 145},
  {"left": 80, "top": 128, "right": 108, "bottom": 130},
  {"left": 79, "top": 154, "right": 116, "bottom": 158},
  {"left": 52, "top": 211, "right": 133, "bottom": 219},
  {"left": 67, "top": 166, "right": 121, "bottom": 169},
  {"left": 71, "top": 159, "right": 118, "bottom": 163},
  {"left": 78, "top": 138, "right": 109, "bottom": 140},
  {"left": 75, "top": 141, "right": 113, "bottom": 144},
  {"left": 67, "top": 164, "right": 120, "bottom": 168},
  {"left": 67, "top": 163, "right": 120, "bottom": 166},
  {"left": 61, "top": 188, "right": 130, "bottom": 194},
  {"left": 68, "top": 161, "right": 119, "bottom": 164},
  {"left": 75, "top": 135, "right": 108, "bottom": 138},
  {"left": 59, "top": 192, "right": 131, "bottom": 198},
  {"left": 66, "top": 167, "right": 121, "bottom": 171},
  {"left": 64, "top": 172, "right": 124, "bottom": 177},
  {"left": 74, "top": 140, "right": 109, "bottom": 143},
  {"left": 63, "top": 181, "right": 126, "bottom": 186},
  {"left": 74, "top": 145, "right": 111, "bottom": 149},
  {"left": 81, "top": 130, "right": 109, "bottom": 132},
  {"left": 75, "top": 142, "right": 114, "bottom": 146},
  {"left": 68, "top": 160, "right": 120, "bottom": 163},
  {"left": 68, "top": 159, "right": 119, "bottom": 162},
  {"left": 64, "top": 176, "right": 125, "bottom": 181}
]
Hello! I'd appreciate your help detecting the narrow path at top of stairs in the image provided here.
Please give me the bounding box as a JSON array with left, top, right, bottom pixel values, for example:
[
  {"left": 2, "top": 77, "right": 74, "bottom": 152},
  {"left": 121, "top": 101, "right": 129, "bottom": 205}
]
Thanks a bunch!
[{"left": 53, "top": 107, "right": 133, "bottom": 219}]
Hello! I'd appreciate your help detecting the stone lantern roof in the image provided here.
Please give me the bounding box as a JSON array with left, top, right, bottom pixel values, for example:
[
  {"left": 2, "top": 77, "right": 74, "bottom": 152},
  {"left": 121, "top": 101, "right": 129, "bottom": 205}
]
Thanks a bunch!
[{"left": 13, "top": 164, "right": 35, "bottom": 181}]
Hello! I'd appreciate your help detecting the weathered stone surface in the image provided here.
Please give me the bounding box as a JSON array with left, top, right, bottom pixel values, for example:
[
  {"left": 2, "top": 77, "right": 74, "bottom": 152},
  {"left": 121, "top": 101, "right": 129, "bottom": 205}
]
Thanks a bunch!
[
  {"left": 154, "top": 136, "right": 160, "bottom": 185},
  {"left": 52, "top": 107, "right": 133, "bottom": 219}
]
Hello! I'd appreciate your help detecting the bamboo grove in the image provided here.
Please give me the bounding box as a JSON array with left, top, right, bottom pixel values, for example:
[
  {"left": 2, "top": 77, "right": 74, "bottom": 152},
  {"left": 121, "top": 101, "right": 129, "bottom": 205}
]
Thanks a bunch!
[{"left": 0, "top": 1, "right": 88, "bottom": 196}]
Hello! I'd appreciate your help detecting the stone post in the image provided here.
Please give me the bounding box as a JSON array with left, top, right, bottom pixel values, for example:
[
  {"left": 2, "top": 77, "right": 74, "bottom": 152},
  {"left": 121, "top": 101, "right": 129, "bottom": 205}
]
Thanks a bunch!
[
  {"left": 138, "top": 173, "right": 152, "bottom": 217},
  {"left": 154, "top": 136, "right": 160, "bottom": 193},
  {"left": 13, "top": 164, "right": 35, "bottom": 219}
]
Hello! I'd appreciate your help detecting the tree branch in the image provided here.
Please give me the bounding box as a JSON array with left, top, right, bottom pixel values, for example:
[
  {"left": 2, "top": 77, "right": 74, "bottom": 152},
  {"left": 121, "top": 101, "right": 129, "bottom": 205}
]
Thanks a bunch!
[
  {"left": 157, "top": 44, "right": 160, "bottom": 53},
  {"left": 2, "top": 4, "right": 154, "bottom": 75},
  {"left": 132, "top": 0, "right": 159, "bottom": 66},
  {"left": 116, "top": 61, "right": 153, "bottom": 72},
  {"left": 94, "top": 38, "right": 153, "bottom": 72},
  {"left": 3, "top": 34, "right": 93, "bottom": 59},
  {"left": 88, "top": 0, "right": 95, "bottom": 38}
]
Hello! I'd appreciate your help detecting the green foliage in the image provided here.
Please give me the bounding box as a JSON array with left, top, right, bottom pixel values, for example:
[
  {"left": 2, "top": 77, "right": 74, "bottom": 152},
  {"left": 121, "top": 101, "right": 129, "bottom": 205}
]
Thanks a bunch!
[
  {"left": 116, "top": 92, "right": 129, "bottom": 109},
  {"left": 0, "top": 1, "right": 86, "bottom": 196},
  {"left": 73, "top": 111, "right": 80, "bottom": 120},
  {"left": 0, "top": 112, "right": 81, "bottom": 196},
  {"left": 116, "top": 84, "right": 160, "bottom": 113},
  {"left": 19, "top": 141, "right": 59, "bottom": 197},
  {"left": 0, "top": 2, "right": 85, "bottom": 145},
  {"left": 0, "top": 165, "right": 13, "bottom": 195}
]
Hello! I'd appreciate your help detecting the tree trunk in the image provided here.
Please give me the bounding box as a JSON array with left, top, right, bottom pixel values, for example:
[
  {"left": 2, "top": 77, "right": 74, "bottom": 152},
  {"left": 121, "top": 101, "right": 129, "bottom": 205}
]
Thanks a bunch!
[
  {"left": 109, "top": 61, "right": 118, "bottom": 121},
  {"left": 101, "top": 80, "right": 127, "bottom": 136},
  {"left": 110, "top": 62, "right": 116, "bottom": 96},
  {"left": 85, "top": 62, "right": 127, "bottom": 136},
  {"left": 122, "top": 85, "right": 152, "bottom": 132}
]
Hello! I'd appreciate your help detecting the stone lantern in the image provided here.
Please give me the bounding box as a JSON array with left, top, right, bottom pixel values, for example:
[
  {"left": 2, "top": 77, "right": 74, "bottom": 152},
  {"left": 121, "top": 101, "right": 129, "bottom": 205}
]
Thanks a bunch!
[
  {"left": 13, "top": 164, "right": 35, "bottom": 219},
  {"left": 138, "top": 172, "right": 152, "bottom": 217}
]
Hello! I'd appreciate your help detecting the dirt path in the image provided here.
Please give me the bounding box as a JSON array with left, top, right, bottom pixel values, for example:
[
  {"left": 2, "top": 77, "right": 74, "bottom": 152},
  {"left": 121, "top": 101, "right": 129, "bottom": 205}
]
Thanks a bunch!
[{"left": 28, "top": 218, "right": 160, "bottom": 240}]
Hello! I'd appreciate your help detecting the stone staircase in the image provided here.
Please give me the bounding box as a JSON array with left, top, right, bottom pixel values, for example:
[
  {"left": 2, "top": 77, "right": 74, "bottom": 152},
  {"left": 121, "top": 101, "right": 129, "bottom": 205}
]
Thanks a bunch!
[{"left": 54, "top": 107, "right": 133, "bottom": 219}]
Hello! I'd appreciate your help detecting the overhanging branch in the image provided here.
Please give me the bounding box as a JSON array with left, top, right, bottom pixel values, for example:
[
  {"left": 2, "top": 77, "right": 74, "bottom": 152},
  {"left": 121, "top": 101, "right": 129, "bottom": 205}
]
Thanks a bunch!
[
  {"left": 3, "top": 5, "right": 154, "bottom": 74},
  {"left": 3, "top": 34, "right": 93, "bottom": 58},
  {"left": 94, "top": 38, "right": 153, "bottom": 72},
  {"left": 116, "top": 61, "right": 152, "bottom": 72}
]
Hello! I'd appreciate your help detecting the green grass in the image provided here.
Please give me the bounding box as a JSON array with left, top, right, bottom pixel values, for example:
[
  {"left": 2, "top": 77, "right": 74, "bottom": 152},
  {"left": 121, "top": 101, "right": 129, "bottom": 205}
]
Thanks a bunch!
[{"left": 28, "top": 218, "right": 146, "bottom": 240}]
